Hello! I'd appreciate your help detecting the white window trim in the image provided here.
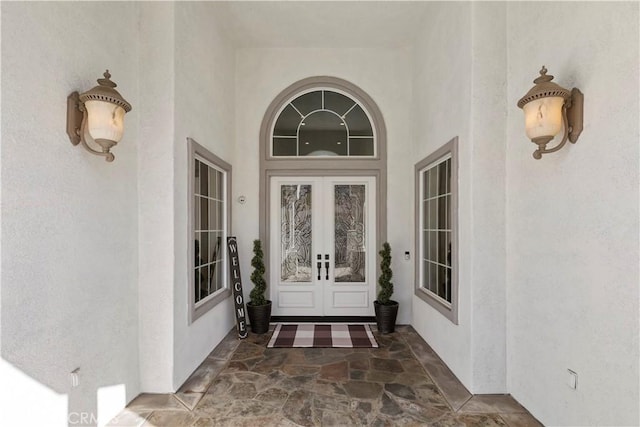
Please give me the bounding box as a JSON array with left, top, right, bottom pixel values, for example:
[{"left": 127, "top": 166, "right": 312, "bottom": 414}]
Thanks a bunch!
[
  {"left": 414, "top": 137, "right": 459, "bottom": 324},
  {"left": 188, "top": 137, "right": 232, "bottom": 324}
]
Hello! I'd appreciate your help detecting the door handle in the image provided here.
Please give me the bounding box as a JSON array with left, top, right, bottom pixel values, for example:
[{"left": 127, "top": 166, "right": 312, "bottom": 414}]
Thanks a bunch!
[
  {"left": 317, "top": 254, "right": 322, "bottom": 280},
  {"left": 324, "top": 254, "right": 330, "bottom": 280}
]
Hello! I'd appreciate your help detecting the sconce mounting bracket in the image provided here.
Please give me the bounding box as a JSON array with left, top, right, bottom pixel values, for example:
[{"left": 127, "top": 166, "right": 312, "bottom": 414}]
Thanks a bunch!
[
  {"left": 567, "top": 88, "right": 584, "bottom": 144},
  {"left": 66, "top": 91, "right": 83, "bottom": 146}
]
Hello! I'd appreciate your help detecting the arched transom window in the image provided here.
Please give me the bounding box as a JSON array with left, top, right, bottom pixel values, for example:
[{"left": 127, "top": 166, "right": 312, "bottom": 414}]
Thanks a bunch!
[{"left": 272, "top": 89, "right": 375, "bottom": 157}]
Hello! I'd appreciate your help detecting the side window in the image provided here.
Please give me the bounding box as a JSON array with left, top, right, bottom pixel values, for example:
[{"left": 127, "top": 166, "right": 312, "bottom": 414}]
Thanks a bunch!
[
  {"left": 189, "top": 138, "right": 231, "bottom": 323},
  {"left": 414, "top": 137, "right": 458, "bottom": 324}
]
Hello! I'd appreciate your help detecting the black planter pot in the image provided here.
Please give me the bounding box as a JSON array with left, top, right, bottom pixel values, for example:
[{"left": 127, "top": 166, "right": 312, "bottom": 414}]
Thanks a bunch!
[
  {"left": 374, "top": 300, "right": 399, "bottom": 334},
  {"left": 247, "top": 301, "right": 272, "bottom": 334}
]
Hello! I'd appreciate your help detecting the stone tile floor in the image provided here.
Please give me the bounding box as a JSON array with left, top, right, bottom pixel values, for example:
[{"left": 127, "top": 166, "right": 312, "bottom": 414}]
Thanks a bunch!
[{"left": 108, "top": 325, "right": 543, "bottom": 427}]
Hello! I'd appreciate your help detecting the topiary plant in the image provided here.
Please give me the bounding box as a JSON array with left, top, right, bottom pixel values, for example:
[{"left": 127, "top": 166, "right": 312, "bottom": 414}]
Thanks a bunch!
[
  {"left": 249, "top": 239, "right": 267, "bottom": 306},
  {"left": 377, "top": 242, "right": 394, "bottom": 305}
]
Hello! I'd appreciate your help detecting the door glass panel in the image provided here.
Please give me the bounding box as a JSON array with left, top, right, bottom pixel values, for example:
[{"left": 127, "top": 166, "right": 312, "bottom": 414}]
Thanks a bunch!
[
  {"left": 334, "top": 184, "right": 366, "bottom": 283},
  {"left": 280, "top": 184, "right": 312, "bottom": 282}
]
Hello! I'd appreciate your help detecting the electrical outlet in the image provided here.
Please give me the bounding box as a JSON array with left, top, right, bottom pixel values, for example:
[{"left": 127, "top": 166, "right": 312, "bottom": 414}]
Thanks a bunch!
[
  {"left": 404, "top": 251, "right": 410, "bottom": 260},
  {"left": 71, "top": 368, "right": 80, "bottom": 388},
  {"left": 567, "top": 369, "right": 577, "bottom": 389}
]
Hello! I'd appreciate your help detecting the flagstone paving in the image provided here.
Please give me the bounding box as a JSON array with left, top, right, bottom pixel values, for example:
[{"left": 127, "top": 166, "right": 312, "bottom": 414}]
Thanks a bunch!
[{"left": 109, "top": 325, "right": 543, "bottom": 427}]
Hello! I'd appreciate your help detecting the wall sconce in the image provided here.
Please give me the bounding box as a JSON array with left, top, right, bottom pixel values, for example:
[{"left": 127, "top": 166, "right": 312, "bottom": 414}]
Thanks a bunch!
[
  {"left": 66, "top": 70, "right": 132, "bottom": 162},
  {"left": 517, "top": 66, "right": 583, "bottom": 159}
]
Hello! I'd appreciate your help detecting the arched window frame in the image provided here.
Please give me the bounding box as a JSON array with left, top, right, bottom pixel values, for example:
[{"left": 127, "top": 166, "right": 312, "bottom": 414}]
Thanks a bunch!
[{"left": 269, "top": 87, "right": 378, "bottom": 158}]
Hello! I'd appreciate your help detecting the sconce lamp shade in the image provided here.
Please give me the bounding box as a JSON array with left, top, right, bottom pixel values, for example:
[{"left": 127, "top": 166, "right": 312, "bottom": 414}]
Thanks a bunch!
[
  {"left": 67, "top": 70, "right": 132, "bottom": 162},
  {"left": 84, "top": 100, "right": 126, "bottom": 145},
  {"left": 517, "top": 66, "right": 583, "bottom": 159},
  {"left": 522, "top": 96, "right": 565, "bottom": 142}
]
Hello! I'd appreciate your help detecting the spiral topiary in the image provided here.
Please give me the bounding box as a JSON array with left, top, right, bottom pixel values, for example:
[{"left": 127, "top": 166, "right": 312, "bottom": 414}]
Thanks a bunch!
[
  {"left": 249, "top": 239, "right": 267, "bottom": 306},
  {"left": 377, "top": 242, "right": 394, "bottom": 305}
]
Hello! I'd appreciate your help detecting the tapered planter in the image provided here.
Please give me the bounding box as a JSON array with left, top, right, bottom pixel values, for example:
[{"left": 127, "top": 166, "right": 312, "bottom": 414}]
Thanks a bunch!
[
  {"left": 247, "top": 301, "right": 272, "bottom": 334},
  {"left": 374, "top": 300, "right": 399, "bottom": 334}
]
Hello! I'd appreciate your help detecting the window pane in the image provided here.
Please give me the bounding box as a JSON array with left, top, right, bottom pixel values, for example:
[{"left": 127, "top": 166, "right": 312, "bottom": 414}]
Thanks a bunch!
[
  {"left": 273, "top": 137, "right": 297, "bottom": 156},
  {"left": 438, "top": 265, "right": 448, "bottom": 301},
  {"left": 348, "top": 138, "right": 374, "bottom": 156},
  {"left": 429, "top": 261, "right": 438, "bottom": 293},
  {"left": 438, "top": 232, "right": 447, "bottom": 266},
  {"left": 217, "top": 200, "right": 224, "bottom": 231},
  {"left": 281, "top": 184, "right": 312, "bottom": 282},
  {"left": 299, "top": 111, "right": 348, "bottom": 156},
  {"left": 216, "top": 170, "right": 224, "bottom": 200},
  {"left": 200, "top": 165, "right": 209, "bottom": 196},
  {"left": 200, "top": 232, "right": 209, "bottom": 264},
  {"left": 208, "top": 200, "right": 217, "bottom": 231},
  {"left": 446, "top": 232, "right": 452, "bottom": 266},
  {"left": 428, "top": 168, "right": 438, "bottom": 198},
  {"left": 423, "top": 170, "right": 429, "bottom": 200},
  {"left": 274, "top": 104, "right": 300, "bottom": 136},
  {"left": 195, "top": 160, "right": 201, "bottom": 195},
  {"left": 324, "top": 91, "right": 355, "bottom": 116},
  {"left": 334, "top": 185, "right": 366, "bottom": 283},
  {"left": 422, "top": 260, "right": 430, "bottom": 290},
  {"left": 344, "top": 104, "right": 373, "bottom": 136},
  {"left": 428, "top": 199, "right": 437, "bottom": 230},
  {"left": 429, "top": 231, "right": 438, "bottom": 262},
  {"left": 195, "top": 232, "right": 204, "bottom": 267},
  {"left": 194, "top": 196, "right": 201, "bottom": 231},
  {"left": 422, "top": 200, "right": 428, "bottom": 230},
  {"left": 422, "top": 230, "right": 428, "bottom": 260},
  {"left": 445, "top": 159, "right": 451, "bottom": 194},
  {"left": 211, "top": 261, "right": 222, "bottom": 293},
  {"left": 292, "top": 91, "right": 322, "bottom": 116},
  {"left": 445, "top": 195, "right": 451, "bottom": 230},
  {"left": 437, "top": 194, "right": 447, "bottom": 230},
  {"left": 208, "top": 168, "right": 216, "bottom": 199},
  {"left": 200, "top": 196, "right": 208, "bottom": 230},
  {"left": 195, "top": 267, "right": 204, "bottom": 303},
  {"left": 209, "top": 232, "right": 222, "bottom": 263}
]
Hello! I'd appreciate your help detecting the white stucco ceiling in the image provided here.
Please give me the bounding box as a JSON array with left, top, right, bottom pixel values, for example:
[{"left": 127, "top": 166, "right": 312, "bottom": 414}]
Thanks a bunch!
[{"left": 212, "top": 1, "right": 430, "bottom": 48}]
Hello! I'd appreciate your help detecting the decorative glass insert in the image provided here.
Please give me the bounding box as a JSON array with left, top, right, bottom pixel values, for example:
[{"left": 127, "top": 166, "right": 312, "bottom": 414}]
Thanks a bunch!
[
  {"left": 280, "top": 184, "right": 312, "bottom": 282},
  {"left": 194, "top": 158, "right": 226, "bottom": 304},
  {"left": 334, "top": 184, "right": 366, "bottom": 283},
  {"left": 421, "top": 157, "right": 452, "bottom": 303},
  {"left": 272, "top": 90, "right": 374, "bottom": 157}
]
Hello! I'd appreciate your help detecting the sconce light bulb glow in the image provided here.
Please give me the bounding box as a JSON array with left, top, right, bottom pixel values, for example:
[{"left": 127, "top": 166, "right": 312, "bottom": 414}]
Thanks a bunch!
[
  {"left": 522, "top": 96, "right": 564, "bottom": 141},
  {"left": 84, "top": 100, "right": 126, "bottom": 143}
]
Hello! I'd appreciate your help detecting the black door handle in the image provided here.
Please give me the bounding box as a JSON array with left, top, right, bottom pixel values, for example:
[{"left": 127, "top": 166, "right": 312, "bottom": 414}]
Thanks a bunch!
[
  {"left": 317, "top": 262, "right": 322, "bottom": 280},
  {"left": 324, "top": 254, "right": 330, "bottom": 280}
]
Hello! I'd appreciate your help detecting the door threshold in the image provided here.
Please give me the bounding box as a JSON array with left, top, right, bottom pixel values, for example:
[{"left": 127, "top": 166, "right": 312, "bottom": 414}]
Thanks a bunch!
[{"left": 271, "top": 316, "right": 375, "bottom": 323}]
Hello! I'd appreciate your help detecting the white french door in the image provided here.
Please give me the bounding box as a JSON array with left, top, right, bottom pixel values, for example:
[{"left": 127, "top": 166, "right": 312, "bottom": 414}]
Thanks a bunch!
[{"left": 269, "top": 176, "right": 376, "bottom": 316}]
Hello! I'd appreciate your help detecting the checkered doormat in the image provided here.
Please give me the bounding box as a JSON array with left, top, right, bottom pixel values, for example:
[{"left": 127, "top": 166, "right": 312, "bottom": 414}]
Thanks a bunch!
[{"left": 267, "top": 324, "right": 378, "bottom": 348}]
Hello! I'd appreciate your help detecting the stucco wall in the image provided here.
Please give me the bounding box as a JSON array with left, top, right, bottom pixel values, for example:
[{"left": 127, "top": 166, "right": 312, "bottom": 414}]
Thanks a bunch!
[
  {"left": 506, "top": 2, "right": 640, "bottom": 425},
  {"left": 138, "top": 1, "right": 176, "bottom": 394},
  {"left": 411, "top": 1, "right": 476, "bottom": 391},
  {"left": 411, "top": 4, "right": 639, "bottom": 420},
  {"left": 1, "top": 2, "right": 140, "bottom": 425},
  {"left": 172, "top": 1, "right": 236, "bottom": 389},
  {"left": 234, "top": 48, "right": 414, "bottom": 325}
]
